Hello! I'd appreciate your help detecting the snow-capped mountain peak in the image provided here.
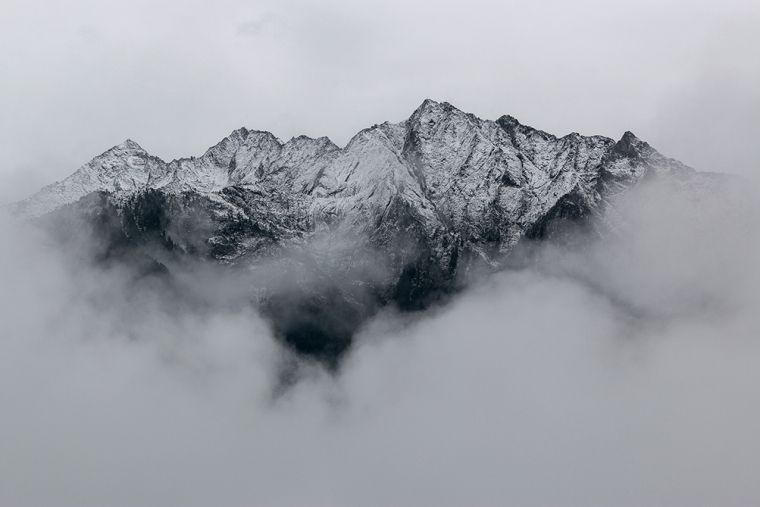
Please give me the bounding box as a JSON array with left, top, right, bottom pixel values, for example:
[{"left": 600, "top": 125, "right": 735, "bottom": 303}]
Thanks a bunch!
[{"left": 9, "top": 100, "right": 733, "bottom": 364}]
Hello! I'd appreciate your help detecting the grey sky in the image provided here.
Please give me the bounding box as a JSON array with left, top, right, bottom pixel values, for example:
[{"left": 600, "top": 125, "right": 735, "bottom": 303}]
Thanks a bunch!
[{"left": 1, "top": 0, "right": 759, "bottom": 205}]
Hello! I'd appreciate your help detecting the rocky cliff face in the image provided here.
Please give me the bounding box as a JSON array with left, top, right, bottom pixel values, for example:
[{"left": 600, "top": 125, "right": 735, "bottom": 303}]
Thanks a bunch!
[{"left": 10, "top": 100, "right": 726, "bottom": 367}]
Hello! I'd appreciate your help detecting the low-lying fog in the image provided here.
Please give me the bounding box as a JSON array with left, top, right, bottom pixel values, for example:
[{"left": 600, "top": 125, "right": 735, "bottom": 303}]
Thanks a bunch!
[{"left": 2, "top": 179, "right": 760, "bottom": 506}]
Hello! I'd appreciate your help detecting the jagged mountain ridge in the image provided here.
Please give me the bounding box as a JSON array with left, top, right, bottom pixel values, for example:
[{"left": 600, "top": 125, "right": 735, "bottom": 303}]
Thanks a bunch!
[
  {"left": 15, "top": 99, "right": 695, "bottom": 237},
  {"left": 11, "top": 99, "right": 721, "bottom": 367}
]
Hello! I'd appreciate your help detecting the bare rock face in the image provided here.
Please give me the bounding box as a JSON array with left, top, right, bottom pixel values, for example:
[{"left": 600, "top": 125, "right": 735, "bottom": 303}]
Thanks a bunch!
[{"left": 10, "top": 100, "right": 728, "bottom": 367}]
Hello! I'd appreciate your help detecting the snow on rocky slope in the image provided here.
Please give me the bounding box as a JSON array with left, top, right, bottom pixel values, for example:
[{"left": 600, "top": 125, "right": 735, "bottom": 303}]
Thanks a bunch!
[
  {"left": 13, "top": 100, "right": 706, "bottom": 256},
  {"left": 9, "top": 100, "right": 730, "bottom": 366}
]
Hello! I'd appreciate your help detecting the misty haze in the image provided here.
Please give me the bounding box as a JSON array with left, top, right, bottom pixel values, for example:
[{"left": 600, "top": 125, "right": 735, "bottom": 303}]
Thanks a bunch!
[{"left": 2, "top": 1, "right": 760, "bottom": 506}]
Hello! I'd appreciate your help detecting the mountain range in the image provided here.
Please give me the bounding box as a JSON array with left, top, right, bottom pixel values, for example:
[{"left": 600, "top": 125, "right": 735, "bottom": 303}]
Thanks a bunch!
[{"left": 9, "top": 99, "right": 729, "bottom": 368}]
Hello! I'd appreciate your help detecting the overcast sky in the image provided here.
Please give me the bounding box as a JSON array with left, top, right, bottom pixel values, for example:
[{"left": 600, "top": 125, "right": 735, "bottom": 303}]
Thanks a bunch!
[{"left": 1, "top": 0, "right": 759, "bottom": 204}]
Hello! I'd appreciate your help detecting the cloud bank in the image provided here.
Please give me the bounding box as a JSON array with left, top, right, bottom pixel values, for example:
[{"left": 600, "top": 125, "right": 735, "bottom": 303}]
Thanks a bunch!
[{"left": 1, "top": 178, "right": 760, "bottom": 506}]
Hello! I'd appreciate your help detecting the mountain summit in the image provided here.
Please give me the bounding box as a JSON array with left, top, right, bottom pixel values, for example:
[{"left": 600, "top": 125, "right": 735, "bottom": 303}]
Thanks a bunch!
[{"left": 10, "top": 100, "right": 726, "bottom": 367}]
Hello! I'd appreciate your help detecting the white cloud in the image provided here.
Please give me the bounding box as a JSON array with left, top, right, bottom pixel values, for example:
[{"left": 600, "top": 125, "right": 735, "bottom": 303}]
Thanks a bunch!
[{"left": 1, "top": 172, "right": 759, "bottom": 505}]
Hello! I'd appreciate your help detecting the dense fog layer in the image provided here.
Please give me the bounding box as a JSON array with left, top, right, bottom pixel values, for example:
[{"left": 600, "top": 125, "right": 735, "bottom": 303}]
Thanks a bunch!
[{"left": 1, "top": 179, "right": 760, "bottom": 506}]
